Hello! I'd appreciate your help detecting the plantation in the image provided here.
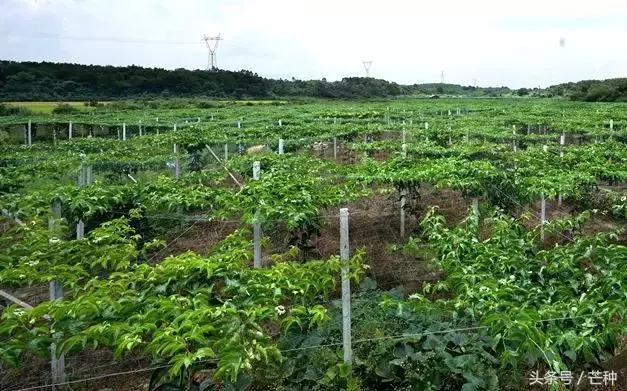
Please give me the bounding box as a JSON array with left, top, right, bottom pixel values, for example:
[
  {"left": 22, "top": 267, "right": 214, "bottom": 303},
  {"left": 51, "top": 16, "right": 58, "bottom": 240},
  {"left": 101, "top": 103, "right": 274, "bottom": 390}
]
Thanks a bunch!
[{"left": 0, "top": 98, "right": 625, "bottom": 390}]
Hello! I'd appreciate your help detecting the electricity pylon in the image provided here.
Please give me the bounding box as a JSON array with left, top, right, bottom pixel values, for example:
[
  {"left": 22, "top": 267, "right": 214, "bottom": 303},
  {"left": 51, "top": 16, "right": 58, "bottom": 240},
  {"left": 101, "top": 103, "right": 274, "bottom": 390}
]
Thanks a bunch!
[
  {"left": 202, "top": 34, "right": 222, "bottom": 70},
  {"left": 362, "top": 61, "right": 373, "bottom": 77}
]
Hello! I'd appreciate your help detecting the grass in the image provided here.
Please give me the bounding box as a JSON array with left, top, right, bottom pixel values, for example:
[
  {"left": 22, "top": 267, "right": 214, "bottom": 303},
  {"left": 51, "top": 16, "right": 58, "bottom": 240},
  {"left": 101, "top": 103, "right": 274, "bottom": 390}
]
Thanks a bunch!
[
  {"left": 6, "top": 102, "right": 98, "bottom": 114},
  {"left": 6, "top": 100, "right": 285, "bottom": 114}
]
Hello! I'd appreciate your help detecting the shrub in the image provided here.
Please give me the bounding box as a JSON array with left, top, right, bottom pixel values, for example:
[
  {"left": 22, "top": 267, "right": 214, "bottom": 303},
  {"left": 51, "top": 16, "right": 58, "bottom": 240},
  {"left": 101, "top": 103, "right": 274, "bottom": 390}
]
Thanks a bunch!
[{"left": 51, "top": 103, "right": 80, "bottom": 114}]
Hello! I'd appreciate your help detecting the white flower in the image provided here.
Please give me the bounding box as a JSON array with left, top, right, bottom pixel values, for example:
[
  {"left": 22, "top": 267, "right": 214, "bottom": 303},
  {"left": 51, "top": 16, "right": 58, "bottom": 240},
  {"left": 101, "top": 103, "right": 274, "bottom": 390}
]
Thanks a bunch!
[{"left": 275, "top": 305, "right": 286, "bottom": 315}]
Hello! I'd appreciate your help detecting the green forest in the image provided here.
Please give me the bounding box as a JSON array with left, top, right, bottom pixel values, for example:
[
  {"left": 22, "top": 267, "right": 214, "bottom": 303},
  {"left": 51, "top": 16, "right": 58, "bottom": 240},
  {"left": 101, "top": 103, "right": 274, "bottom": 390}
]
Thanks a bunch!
[
  {"left": 1, "top": 60, "right": 625, "bottom": 101},
  {"left": 1, "top": 61, "right": 507, "bottom": 100},
  {"left": 547, "top": 78, "right": 627, "bottom": 102}
]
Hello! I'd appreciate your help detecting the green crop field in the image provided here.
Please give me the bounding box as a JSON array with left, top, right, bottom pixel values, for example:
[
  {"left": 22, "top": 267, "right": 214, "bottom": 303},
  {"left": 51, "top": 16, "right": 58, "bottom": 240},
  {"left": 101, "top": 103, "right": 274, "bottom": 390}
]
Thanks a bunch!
[{"left": 0, "top": 98, "right": 625, "bottom": 390}]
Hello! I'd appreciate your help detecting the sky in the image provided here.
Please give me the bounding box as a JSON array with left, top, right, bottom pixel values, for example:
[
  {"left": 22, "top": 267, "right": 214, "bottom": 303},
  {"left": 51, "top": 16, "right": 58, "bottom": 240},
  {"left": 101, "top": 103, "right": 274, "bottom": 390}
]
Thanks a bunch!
[{"left": 1, "top": 0, "right": 626, "bottom": 88}]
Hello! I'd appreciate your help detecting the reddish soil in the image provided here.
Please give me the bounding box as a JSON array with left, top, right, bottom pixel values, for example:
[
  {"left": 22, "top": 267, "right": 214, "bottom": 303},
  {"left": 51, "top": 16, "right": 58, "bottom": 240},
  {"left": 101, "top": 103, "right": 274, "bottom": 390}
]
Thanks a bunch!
[
  {"left": 310, "top": 185, "right": 472, "bottom": 291},
  {"left": 147, "top": 220, "right": 239, "bottom": 264}
]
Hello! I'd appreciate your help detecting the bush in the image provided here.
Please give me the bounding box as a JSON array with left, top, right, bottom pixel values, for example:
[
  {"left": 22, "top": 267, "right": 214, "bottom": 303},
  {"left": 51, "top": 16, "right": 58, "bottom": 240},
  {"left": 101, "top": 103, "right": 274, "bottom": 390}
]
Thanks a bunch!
[
  {"left": 0, "top": 103, "right": 30, "bottom": 116},
  {"left": 51, "top": 103, "right": 80, "bottom": 114},
  {"left": 83, "top": 100, "right": 104, "bottom": 108}
]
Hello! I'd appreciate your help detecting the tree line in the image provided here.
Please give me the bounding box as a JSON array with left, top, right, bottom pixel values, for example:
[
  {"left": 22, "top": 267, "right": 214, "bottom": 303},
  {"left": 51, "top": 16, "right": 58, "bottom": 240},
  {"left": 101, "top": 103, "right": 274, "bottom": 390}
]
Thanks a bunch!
[
  {"left": 546, "top": 78, "right": 627, "bottom": 102},
  {"left": 0, "top": 61, "right": 511, "bottom": 101}
]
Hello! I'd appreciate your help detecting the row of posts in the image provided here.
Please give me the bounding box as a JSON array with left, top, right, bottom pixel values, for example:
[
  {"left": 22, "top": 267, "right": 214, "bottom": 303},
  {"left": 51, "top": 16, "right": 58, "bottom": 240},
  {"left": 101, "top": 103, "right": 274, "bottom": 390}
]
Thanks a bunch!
[
  {"left": 18, "top": 117, "right": 621, "bottom": 148},
  {"left": 23, "top": 121, "right": 180, "bottom": 145}
]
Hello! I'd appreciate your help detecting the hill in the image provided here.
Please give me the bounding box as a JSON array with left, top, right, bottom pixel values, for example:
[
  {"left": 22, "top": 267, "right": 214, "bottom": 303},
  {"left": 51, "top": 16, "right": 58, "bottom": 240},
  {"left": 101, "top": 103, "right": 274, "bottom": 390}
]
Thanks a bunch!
[
  {"left": 546, "top": 78, "right": 627, "bottom": 102},
  {"left": 0, "top": 60, "right": 508, "bottom": 101}
]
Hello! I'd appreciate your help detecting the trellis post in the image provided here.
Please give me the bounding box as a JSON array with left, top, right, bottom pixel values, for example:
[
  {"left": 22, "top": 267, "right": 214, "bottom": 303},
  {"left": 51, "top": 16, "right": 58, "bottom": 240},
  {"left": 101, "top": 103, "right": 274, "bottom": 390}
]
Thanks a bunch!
[
  {"left": 174, "top": 144, "right": 181, "bottom": 180},
  {"left": 253, "top": 161, "right": 262, "bottom": 268},
  {"left": 122, "top": 123, "right": 127, "bottom": 141},
  {"left": 339, "top": 208, "right": 352, "bottom": 365},
  {"left": 540, "top": 194, "right": 546, "bottom": 243},
  {"left": 76, "top": 164, "right": 92, "bottom": 240},
  {"left": 400, "top": 189, "right": 406, "bottom": 238},
  {"left": 27, "top": 120, "right": 32, "bottom": 146},
  {"left": 558, "top": 133, "right": 565, "bottom": 205},
  {"left": 48, "top": 201, "right": 65, "bottom": 384},
  {"left": 278, "top": 139, "right": 284, "bottom": 154}
]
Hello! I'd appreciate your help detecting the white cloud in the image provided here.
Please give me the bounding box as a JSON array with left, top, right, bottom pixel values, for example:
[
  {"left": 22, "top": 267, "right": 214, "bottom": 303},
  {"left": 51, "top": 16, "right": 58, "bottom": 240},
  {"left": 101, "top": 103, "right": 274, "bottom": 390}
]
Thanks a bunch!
[{"left": 0, "top": 0, "right": 625, "bottom": 87}]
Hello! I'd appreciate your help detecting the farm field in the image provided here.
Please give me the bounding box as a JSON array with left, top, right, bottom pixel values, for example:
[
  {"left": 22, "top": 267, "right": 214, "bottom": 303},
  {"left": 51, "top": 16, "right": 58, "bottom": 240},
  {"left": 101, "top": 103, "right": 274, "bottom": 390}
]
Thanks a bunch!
[
  {"left": 5, "top": 101, "right": 98, "bottom": 114},
  {"left": 0, "top": 98, "right": 626, "bottom": 390}
]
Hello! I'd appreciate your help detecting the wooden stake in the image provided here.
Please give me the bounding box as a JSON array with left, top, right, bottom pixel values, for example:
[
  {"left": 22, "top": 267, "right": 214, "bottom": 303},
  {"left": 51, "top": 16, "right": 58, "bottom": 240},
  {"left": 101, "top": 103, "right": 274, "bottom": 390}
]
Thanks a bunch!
[
  {"left": 278, "top": 139, "right": 284, "bottom": 154},
  {"left": 205, "top": 145, "right": 243, "bottom": 189},
  {"left": 0, "top": 290, "right": 33, "bottom": 309}
]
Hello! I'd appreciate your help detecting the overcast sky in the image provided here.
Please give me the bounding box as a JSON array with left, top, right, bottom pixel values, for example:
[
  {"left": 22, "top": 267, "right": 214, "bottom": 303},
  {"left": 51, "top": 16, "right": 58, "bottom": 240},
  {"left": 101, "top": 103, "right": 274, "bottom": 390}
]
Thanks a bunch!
[{"left": 1, "top": 0, "right": 626, "bottom": 88}]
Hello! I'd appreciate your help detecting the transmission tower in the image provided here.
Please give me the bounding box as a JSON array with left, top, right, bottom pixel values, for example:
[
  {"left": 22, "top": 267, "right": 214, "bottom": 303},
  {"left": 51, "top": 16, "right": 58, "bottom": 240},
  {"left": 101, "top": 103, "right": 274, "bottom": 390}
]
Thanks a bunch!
[
  {"left": 362, "top": 61, "right": 373, "bottom": 77},
  {"left": 202, "top": 34, "right": 222, "bottom": 70}
]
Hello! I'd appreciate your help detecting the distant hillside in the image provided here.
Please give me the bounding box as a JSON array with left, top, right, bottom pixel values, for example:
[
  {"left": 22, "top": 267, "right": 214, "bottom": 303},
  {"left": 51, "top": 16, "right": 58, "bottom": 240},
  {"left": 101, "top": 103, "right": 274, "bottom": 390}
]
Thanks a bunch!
[
  {"left": 411, "top": 83, "right": 511, "bottom": 97},
  {"left": 0, "top": 61, "right": 408, "bottom": 100},
  {"left": 0, "top": 60, "right": 515, "bottom": 101},
  {"left": 547, "top": 78, "right": 627, "bottom": 102}
]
